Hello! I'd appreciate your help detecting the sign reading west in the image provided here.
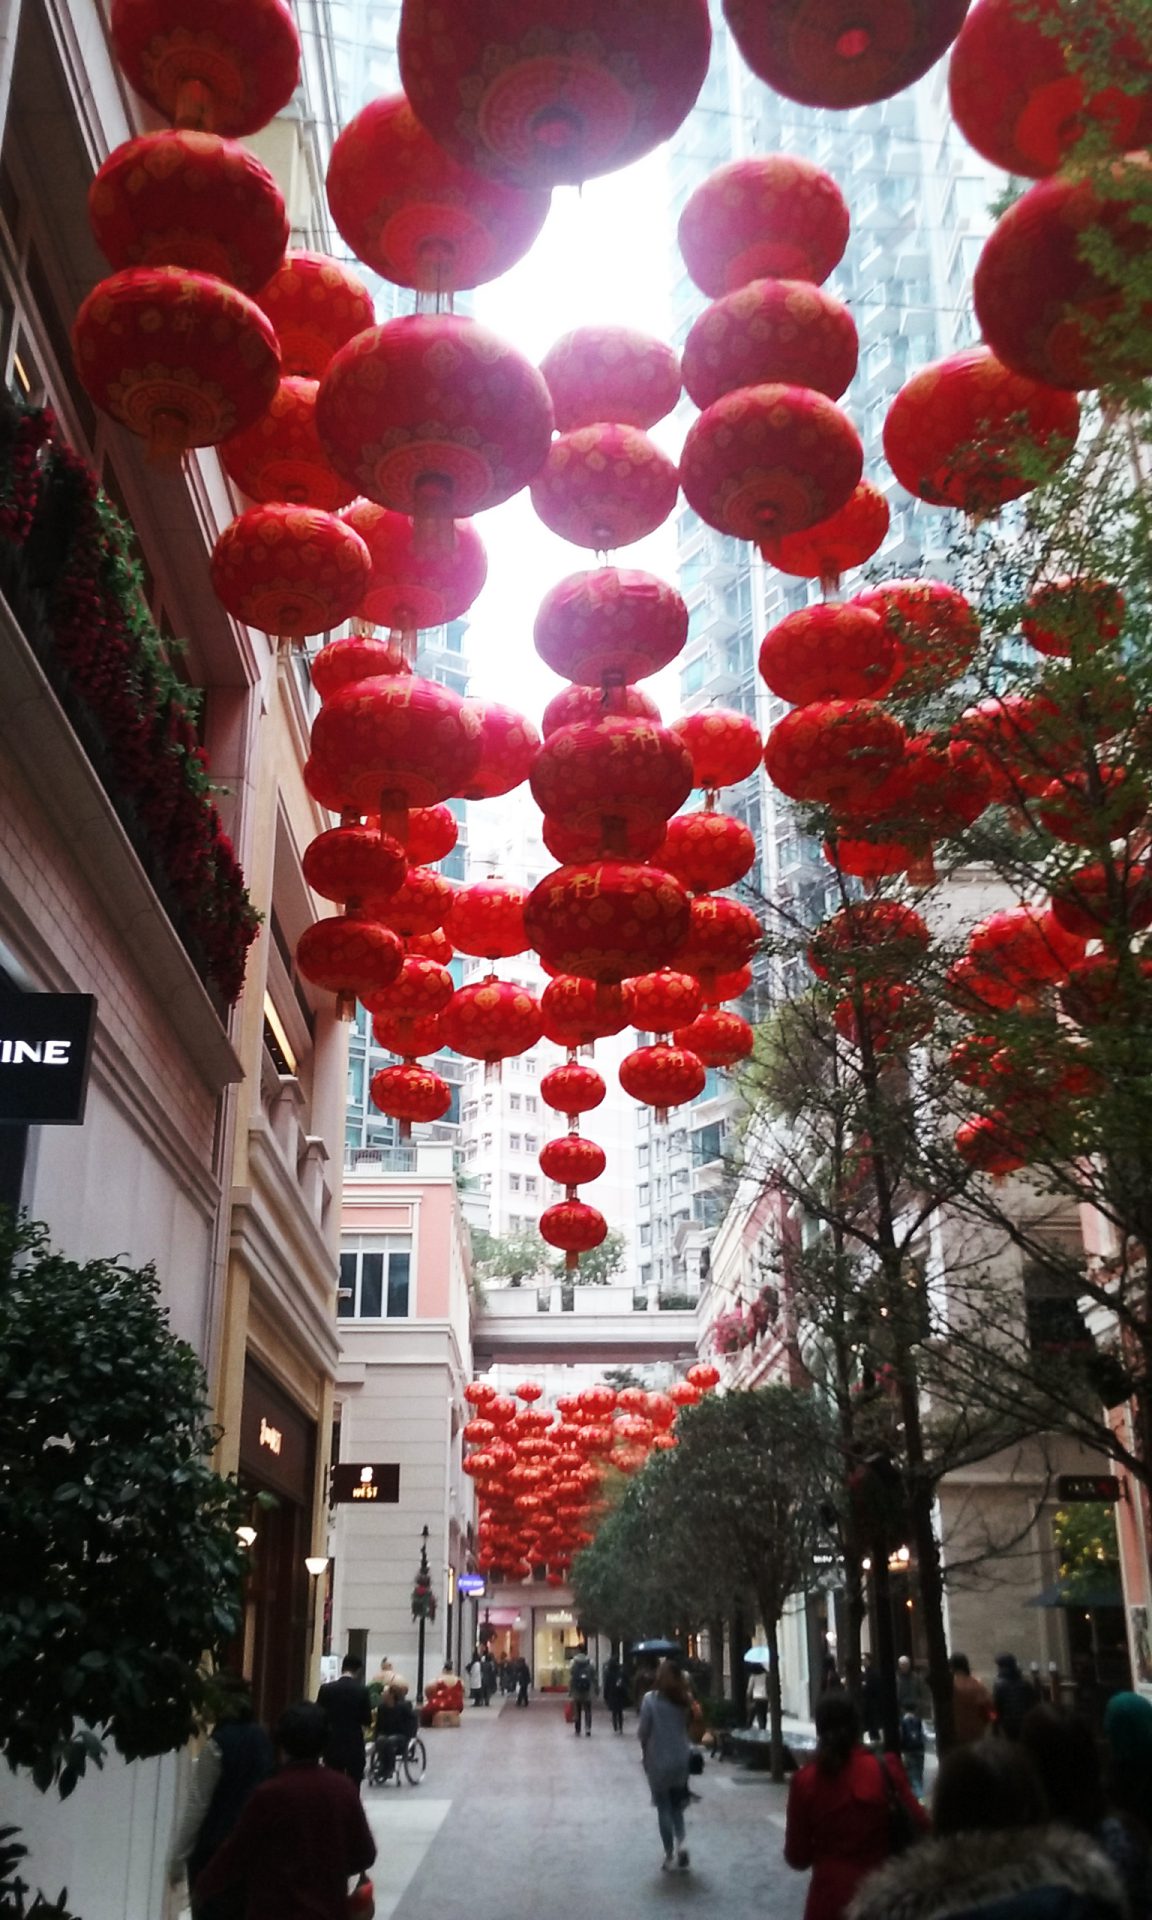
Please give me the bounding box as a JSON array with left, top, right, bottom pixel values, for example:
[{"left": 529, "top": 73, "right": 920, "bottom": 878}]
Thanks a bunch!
[
  {"left": 0, "top": 993, "right": 96, "bottom": 1126},
  {"left": 330, "top": 1462, "right": 400, "bottom": 1505}
]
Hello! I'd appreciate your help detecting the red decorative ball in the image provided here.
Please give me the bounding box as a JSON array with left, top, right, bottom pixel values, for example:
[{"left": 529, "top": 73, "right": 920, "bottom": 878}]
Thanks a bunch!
[
  {"left": 539, "top": 1199, "right": 608, "bottom": 1257},
  {"left": 458, "top": 703, "right": 540, "bottom": 801},
  {"left": 1060, "top": 954, "right": 1152, "bottom": 1028},
  {"left": 823, "top": 836, "right": 913, "bottom": 882},
  {"left": 296, "top": 915, "right": 403, "bottom": 997},
  {"left": 683, "top": 279, "right": 857, "bottom": 409},
  {"left": 883, "top": 347, "right": 1080, "bottom": 511},
  {"left": 89, "top": 130, "right": 287, "bottom": 292},
  {"left": 834, "top": 982, "right": 934, "bottom": 1053},
  {"left": 723, "top": 0, "right": 970, "bottom": 109},
  {"left": 834, "top": 733, "right": 993, "bottom": 840},
  {"left": 853, "top": 580, "right": 980, "bottom": 695},
  {"left": 364, "top": 955, "right": 455, "bottom": 1019},
  {"left": 1049, "top": 863, "right": 1152, "bottom": 940},
  {"left": 371, "top": 1010, "right": 445, "bottom": 1058},
  {"left": 542, "top": 812, "right": 666, "bottom": 865},
  {"left": 317, "top": 313, "right": 554, "bottom": 518},
  {"left": 531, "top": 423, "right": 679, "bottom": 551},
  {"left": 73, "top": 266, "right": 280, "bottom": 456},
  {"left": 540, "top": 976, "right": 627, "bottom": 1047},
  {"left": 373, "top": 868, "right": 454, "bottom": 939},
  {"left": 302, "top": 826, "right": 406, "bottom": 907},
  {"left": 678, "top": 156, "right": 849, "bottom": 296},
  {"left": 311, "top": 641, "right": 409, "bottom": 712},
  {"left": 619, "top": 1042, "right": 706, "bottom": 1112},
  {"left": 969, "top": 906, "right": 1086, "bottom": 991},
  {"left": 447, "top": 881, "right": 529, "bottom": 959},
  {"left": 405, "top": 929, "right": 454, "bottom": 966},
  {"left": 681, "top": 383, "right": 862, "bottom": 541},
  {"left": 535, "top": 570, "right": 687, "bottom": 687},
  {"left": 542, "top": 682, "right": 661, "bottom": 736},
  {"left": 310, "top": 675, "right": 482, "bottom": 816},
  {"left": 526, "top": 862, "right": 692, "bottom": 984},
  {"left": 327, "top": 92, "right": 550, "bottom": 293},
  {"left": 622, "top": 970, "right": 704, "bottom": 1034},
  {"left": 211, "top": 505, "right": 371, "bottom": 638},
  {"left": 711, "top": 965, "right": 754, "bottom": 1002},
  {"left": 809, "top": 900, "right": 930, "bottom": 982},
  {"left": 671, "top": 709, "right": 762, "bottom": 791},
  {"left": 397, "top": 0, "right": 711, "bottom": 189},
  {"left": 541, "top": 1060, "right": 607, "bottom": 1116},
  {"left": 1035, "top": 768, "right": 1146, "bottom": 846},
  {"left": 254, "top": 251, "right": 375, "bottom": 378},
  {"left": 1021, "top": 578, "right": 1125, "bottom": 659},
  {"left": 764, "top": 700, "right": 906, "bottom": 806},
  {"left": 672, "top": 1008, "right": 753, "bottom": 1067},
  {"left": 539, "top": 1135, "right": 608, "bottom": 1186},
  {"left": 974, "top": 160, "right": 1152, "bottom": 390},
  {"left": 405, "top": 805, "right": 459, "bottom": 866},
  {"left": 531, "top": 719, "right": 694, "bottom": 857},
  {"left": 761, "top": 481, "right": 889, "bottom": 589},
  {"left": 676, "top": 894, "right": 761, "bottom": 977},
  {"left": 759, "top": 602, "right": 895, "bottom": 705},
  {"left": 541, "top": 326, "right": 681, "bottom": 432},
  {"left": 654, "top": 812, "right": 757, "bottom": 892},
  {"left": 440, "top": 979, "right": 543, "bottom": 1063},
  {"left": 221, "top": 378, "right": 353, "bottom": 510},
  {"left": 370, "top": 1062, "right": 453, "bottom": 1125},
  {"left": 343, "top": 505, "right": 488, "bottom": 631},
  {"left": 109, "top": 0, "right": 300, "bottom": 136},
  {"left": 686, "top": 1362, "right": 720, "bottom": 1392},
  {"left": 955, "top": 1113, "right": 1031, "bottom": 1178}
]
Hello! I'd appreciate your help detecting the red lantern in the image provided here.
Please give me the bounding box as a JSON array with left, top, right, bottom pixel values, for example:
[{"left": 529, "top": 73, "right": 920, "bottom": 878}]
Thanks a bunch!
[
  {"left": 317, "top": 314, "right": 554, "bottom": 521},
  {"left": 948, "top": 0, "right": 1152, "bottom": 178},
  {"left": 457, "top": 703, "right": 540, "bottom": 802},
  {"left": 834, "top": 733, "right": 994, "bottom": 844},
  {"left": 326, "top": 92, "right": 550, "bottom": 293},
  {"left": 464, "top": 1381, "right": 496, "bottom": 1407},
  {"left": 89, "top": 131, "right": 287, "bottom": 292},
  {"left": 681, "top": 384, "right": 863, "bottom": 541},
  {"left": 540, "top": 977, "right": 627, "bottom": 1047},
  {"left": 683, "top": 279, "right": 857, "bottom": 410},
  {"left": 73, "top": 266, "right": 280, "bottom": 457},
  {"left": 406, "top": 805, "right": 459, "bottom": 865},
  {"left": 221, "top": 378, "right": 352, "bottom": 510},
  {"left": 211, "top": 506, "right": 371, "bottom": 638},
  {"left": 540, "top": 326, "right": 681, "bottom": 432},
  {"left": 343, "top": 505, "right": 488, "bottom": 633},
  {"left": 310, "top": 675, "right": 482, "bottom": 825},
  {"left": 303, "top": 754, "right": 352, "bottom": 815},
  {"left": 671, "top": 709, "right": 762, "bottom": 792},
  {"left": 1060, "top": 954, "right": 1152, "bottom": 1029},
  {"left": 302, "top": 826, "right": 406, "bottom": 907},
  {"left": 542, "top": 682, "right": 661, "bottom": 736},
  {"left": 809, "top": 900, "right": 930, "bottom": 982},
  {"left": 539, "top": 1199, "right": 608, "bottom": 1266},
  {"left": 371, "top": 1010, "right": 445, "bottom": 1058},
  {"left": 955, "top": 1113, "right": 1031, "bottom": 1178},
  {"left": 539, "top": 1135, "right": 608, "bottom": 1186},
  {"left": 296, "top": 914, "right": 403, "bottom": 1003},
  {"left": 623, "top": 970, "right": 704, "bottom": 1034},
  {"left": 883, "top": 347, "right": 1080, "bottom": 511},
  {"left": 764, "top": 700, "right": 905, "bottom": 806},
  {"left": 655, "top": 812, "right": 757, "bottom": 892},
  {"left": 969, "top": 906, "right": 1086, "bottom": 992},
  {"left": 853, "top": 581, "right": 980, "bottom": 695},
  {"left": 668, "top": 1380, "right": 702, "bottom": 1408},
  {"left": 535, "top": 570, "right": 687, "bottom": 687},
  {"left": 525, "top": 862, "right": 692, "bottom": 984},
  {"left": 675, "top": 895, "right": 761, "bottom": 978},
  {"left": 723, "top": 0, "right": 970, "bottom": 108},
  {"left": 530, "top": 719, "right": 693, "bottom": 854},
  {"left": 620, "top": 1042, "right": 706, "bottom": 1118},
  {"left": 310, "top": 635, "right": 409, "bottom": 704},
  {"left": 405, "top": 930, "right": 454, "bottom": 966},
  {"left": 255, "top": 251, "right": 375, "bottom": 378},
  {"left": 760, "top": 481, "right": 890, "bottom": 594},
  {"left": 397, "top": 0, "right": 711, "bottom": 189},
  {"left": 531, "top": 423, "right": 679, "bottom": 551},
  {"left": 1036, "top": 768, "right": 1147, "bottom": 846},
  {"left": 759, "top": 602, "right": 895, "bottom": 705},
  {"left": 946, "top": 955, "right": 1025, "bottom": 1015},
  {"left": 672, "top": 1008, "right": 753, "bottom": 1067},
  {"left": 109, "top": 0, "right": 301, "bottom": 136},
  {"left": 373, "top": 868, "right": 454, "bottom": 939},
  {"left": 440, "top": 979, "right": 544, "bottom": 1063},
  {"left": 542, "top": 812, "right": 666, "bottom": 866},
  {"left": 370, "top": 1061, "right": 453, "bottom": 1129},
  {"left": 678, "top": 156, "right": 849, "bottom": 296},
  {"left": 364, "top": 956, "right": 454, "bottom": 1018},
  {"left": 515, "top": 1382, "right": 544, "bottom": 1404},
  {"left": 823, "top": 836, "right": 913, "bottom": 882},
  {"left": 541, "top": 1061, "right": 606, "bottom": 1115},
  {"left": 447, "top": 881, "right": 529, "bottom": 960},
  {"left": 975, "top": 160, "right": 1152, "bottom": 391},
  {"left": 1021, "top": 578, "right": 1125, "bottom": 659},
  {"left": 1050, "top": 862, "right": 1152, "bottom": 940},
  {"left": 834, "top": 982, "right": 934, "bottom": 1053},
  {"left": 957, "top": 693, "right": 1068, "bottom": 795}
]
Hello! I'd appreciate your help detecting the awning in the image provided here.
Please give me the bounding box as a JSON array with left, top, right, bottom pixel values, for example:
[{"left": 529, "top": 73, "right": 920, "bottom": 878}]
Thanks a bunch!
[{"left": 1029, "top": 1578, "right": 1124, "bottom": 1609}]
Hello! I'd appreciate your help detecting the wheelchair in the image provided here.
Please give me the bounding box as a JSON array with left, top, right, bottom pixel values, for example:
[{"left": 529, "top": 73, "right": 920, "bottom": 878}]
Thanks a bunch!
[{"left": 367, "top": 1730, "right": 427, "bottom": 1787}]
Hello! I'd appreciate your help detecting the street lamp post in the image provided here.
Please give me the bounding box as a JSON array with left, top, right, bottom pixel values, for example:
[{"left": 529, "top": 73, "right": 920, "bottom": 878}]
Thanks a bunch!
[
  {"left": 304, "top": 1555, "right": 330, "bottom": 1674},
  {"left": 412, "top": 1526, "right": 435, "bottom": 1705}
]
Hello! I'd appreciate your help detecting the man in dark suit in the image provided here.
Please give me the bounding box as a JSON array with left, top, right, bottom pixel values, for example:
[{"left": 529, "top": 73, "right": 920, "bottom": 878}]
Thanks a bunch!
[{"left": 317, "top": 1655, "right": 373, "bottom": 1784}]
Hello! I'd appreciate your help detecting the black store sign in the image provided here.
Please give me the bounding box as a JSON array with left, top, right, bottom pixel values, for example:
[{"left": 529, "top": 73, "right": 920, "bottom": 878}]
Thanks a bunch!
[
  {"left": 331, "top": 1463, "right": 401, "bottom": 1505},
  {"left": 0, "top": 993, "right": 96, "bottom": 1125}
]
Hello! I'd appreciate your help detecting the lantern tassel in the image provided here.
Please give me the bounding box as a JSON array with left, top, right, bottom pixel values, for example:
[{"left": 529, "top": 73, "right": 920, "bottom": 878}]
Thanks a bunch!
[
  {"left": 147, "top": 408, "right": 189, "bottom": 466},
  {"left": 174, "top": 76, "right": 215, "bottom": 131}
]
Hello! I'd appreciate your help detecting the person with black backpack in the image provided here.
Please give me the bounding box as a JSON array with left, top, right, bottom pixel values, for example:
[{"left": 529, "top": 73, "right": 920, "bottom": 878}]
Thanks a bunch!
[{"left": 569, "top": 1644, "right": 596, "bottom": 1737}]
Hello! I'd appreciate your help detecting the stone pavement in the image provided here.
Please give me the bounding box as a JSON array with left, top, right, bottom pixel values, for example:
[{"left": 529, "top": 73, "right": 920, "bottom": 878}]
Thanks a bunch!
[{"left": 363, "top": 1696, "right": 809, "bottom": 1920}]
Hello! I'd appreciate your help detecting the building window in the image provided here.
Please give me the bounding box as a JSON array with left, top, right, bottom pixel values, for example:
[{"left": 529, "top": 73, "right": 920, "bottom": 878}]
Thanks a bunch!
[
  {"left": 483, "top": 1132, "right": 493, "bottom": 1149},
  {"left": 337, "top": 1239, "right": 413, "bottom": 1320},
  {"left": 525, "top": 1058, "right": 537, "bottom": 1076},
  {"left": 525, "top": 1096, "right": 538, "bottom": 1114},
  {"left": 525, "top": 1175, "right": 537, "bottom": 1196},
  {"left": 639, "top": 1184, "right": 650, "bottom": 1207},
  {"left": 639, "top": 1224, "right": 651, "bottom": 1247},
  {"left": 509, "top": 1213, "right": 522, "bottom": 1231},
  {"left": 509, "top": 1173, "right": 521, "bottom": 1192},
  {"left": 484, "top": 1091, "right": 494, "bottom": 1110},
  {"left": 509, "top": 1132, "right": 522, "bottom": 1152},
  {"left": 509, "top": 1093, "right": 521, "bottom": 1111},
  {"left": 462, "top": 1102, "right": 478, "bottom": 1124},
  {"left": 524, "top": 1134, "right": 538, "bottom": 1154}
]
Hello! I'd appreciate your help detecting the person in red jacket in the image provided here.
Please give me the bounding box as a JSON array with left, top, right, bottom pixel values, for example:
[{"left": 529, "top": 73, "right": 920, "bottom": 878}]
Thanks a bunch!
[
  {"left": 193, "top": 1701, "right": 376, "bottom": 1920},
  {"left": 785, "top": 1693, "right": 929, "bottom": 1920}
]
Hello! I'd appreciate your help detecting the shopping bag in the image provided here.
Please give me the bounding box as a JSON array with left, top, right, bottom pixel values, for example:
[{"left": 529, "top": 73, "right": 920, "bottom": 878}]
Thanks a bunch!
[{"left": 564, "top": 1700, "right": 574, "bottom": 1724}]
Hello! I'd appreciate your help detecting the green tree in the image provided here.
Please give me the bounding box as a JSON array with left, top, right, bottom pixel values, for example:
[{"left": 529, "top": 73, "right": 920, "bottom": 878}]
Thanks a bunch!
[
  {"left": 1053, "top": 1502, "right": 1121, "bottom": 1605},
  {"left": 552, "top": 1228, "right": 627, "bottom": 1286},
  {"left": 469, "top": 1225, "right": 549, "bottom": 1286}
]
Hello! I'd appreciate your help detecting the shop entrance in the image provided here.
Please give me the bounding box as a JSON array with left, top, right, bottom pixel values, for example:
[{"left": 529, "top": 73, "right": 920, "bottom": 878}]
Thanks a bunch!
[
  {"left": 534, "top": 1608, "right": 582, "bottom": 1691},
  {"left": 235, "top": 1358, "right": 317, "bottom": 1725}
]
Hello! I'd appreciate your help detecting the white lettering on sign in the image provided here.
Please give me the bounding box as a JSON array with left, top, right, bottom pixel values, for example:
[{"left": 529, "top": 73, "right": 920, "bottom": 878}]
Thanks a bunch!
[
  {"left": 0, "top": 1039, "right": 72, "bottom": 1065},
  {"left": 351, "top": 1484, "right": 379, "bottom": 1500},
  {"left": 259, "top": 1417, "right": 283, "bottom": 1456}
]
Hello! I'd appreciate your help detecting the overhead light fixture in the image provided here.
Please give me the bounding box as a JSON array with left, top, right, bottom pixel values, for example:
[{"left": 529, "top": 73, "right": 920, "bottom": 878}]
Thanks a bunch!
[
  {"left": 305, "top": 1555, "right": 330, "bottom": 1577},
  {"left": 236, "top": 1525, "right": 257, "bottom": 1547}
]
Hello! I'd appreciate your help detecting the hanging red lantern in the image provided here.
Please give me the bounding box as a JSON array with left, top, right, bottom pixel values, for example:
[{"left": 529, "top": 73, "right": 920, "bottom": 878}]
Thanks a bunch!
[
  {"left": 542, "top": 682, "right": 661, "bottom": 736},
  {"left": 974, "top": 160, "right": 1152, "bottom": 391},
  {"left": 211, "top": 506, "right": 371, "bottom": 638},
  {"left": 809, "top": 901, "right": 930, "bottom": 982},
  {"left": 540, "top": 977, "right": 627, "bottom": 1048},
  {"left": 515, "top": 1382, "right": 544, "bottom": 1404},
  {"left": 948, "top": 0, "right": 1152, "bottom": 178},
  {"left": 955, "top": 1113, "right": 1032, "bottom": 1178},
  {"left": 73, "top": 266, "right": 280, "bottom": 457},
  {"left": 326, "top": 92, "right": 550, "bottom": 294},
  {"left": 464, "top": 1381, "right": 497, "bottom": 1407},
  {"left": 440, "top": 979, "right": 543, "bottom": 1064},
  {"left": 405, "top": 929, "right": 454, "bottom": 966},
  {"left": 681, "top": 384, "right": 863, "bottom": 541},
  {"left": 446, "top": 881, "right": 529, "bottom": 959},
  {"left": 834, "top": 982, "right": 935, "bottom": 1053},
  {"left": 531, "top": 718, "right": 694, "bottom": 855},
  {"left": 620, "top": 1042, "right": 706, "bottom": 1119},
  {"left": 255, "top": 251, "right": 375, "bottom": 378},
  {"left": 405, "top": 805, "right": 459, "bottom": 866},
  {"left": 109, "top": 0, "right": 301, "bottom": 135},
  {"left": 342, "top": 505, "right": 488, "bottom": 634},
  {"left": 1050, "top": 862, "right": 1152, "bottom": 940},
  {"left": 541, "top": 1060, "right": 606, "bottom": 1116},
  {"left": 671, "top": 710, "right": 762, "bottom": 792},
  {"left": 540, "top": 326, "right": 681, "bottom": 432},
  {"left": 760, "top": 481, "right": 890, "bottom": 595},
  {"left": 309, "top": 675, "right": 482, "bottom": 828},
  {"left": 957, "top": 693, "right": 1068, "bottom": 796},
  {"left": 683, "top": 279, "right": 858, "bottom": 410},
  {"left": 542, "top": 812, "right": 666, "bottom": 866},
  {"left": 675, "top": 894, "right": 761, "bottom": 979},
  {"left": 89, "top": 131, "right": 287, "bottom": 292},
  {"left": 853, "top": 581, "right": 980, "bottom": 695},
  {"left": 530, "top": 423, "right": 679, "bottom": 551},
  {"left": 539, "top": 1199, "right": 608, "bottom": 1266},
  {"left": 363, "top": 955, "right": 455, "bottom": 1019},
  {"left": 526, "top": 862, "right": 692, "bottom": 984},
  {"left": 946, "top": 955, "right": 1026, "bottom": 1015},
  {"left": 1035, "top": 767, "right": 1147, "bottom": 846},
  {"left": 668, "top": 1380, "right": 702, "bottom": 1408},
  {"left": 623, "top": 970, "right": 704, "bottom": 1034},
  {"left": 310, "top": 635, "right": 409, "bottom": 704},
  {"left": 678, "top": 156, "right": 849, "bottom": 296},
  {"left": 672, "top": 1008, "right": 753, "bottom": 1067},
  {"left": 371, "top": 1010, "right": 445, "bottom": 1058},
  {"left": 1021, "top": 578, "right": 1125, "bottom": 659},
  {"left": 723, "top": 0, "right": 970, "bottom": 108},
  {"left": 457, "top": 703, "right": 540, "bottom": 802},
  {"left": 463, "top": 1418, "right": 497, "bottom": 1445},
  {"left": 370, "top": 1061, "right": 453, "bottom": 1130},
  {"left": 834, "top": 733, "right": 994, "bottom": 846},
  {"left": 221, "top": 378, "right": 353, "bottom": 510},
  {"left": 303, "top": 754, "right": 352, "bottom": 815},
  {"left": 302, "top": 826, "right": 406, "bottom": 908},
  {"left": 397, "top": 0, "right": 711, "bottom": 190},
  {"left": 539, "top": 1135, "right": 608, "bottom": 1186},
  {"left": 295, "top": 914, "right": 403, "bottom": 1005},
  {"left": 686, "top": 1362, "right": 720, "bottom": 1392},
  {"left": 1060, "top": 954, "right": 1152, "bottom": 1029},
  {"left": 759, "top": 601, "right": 895, "bottom": 705},
  {"left": 968, "top": 905, "right": 1086, "bottom": 993},
  {"left": 764, "top": 700, "right": 905, "bottom": 806},
  {"left": 372, "top": 868, "right": 454, "bottom": 939},
  {"left": 535, "top": 570, "right": 687, "bottom": 687},
  {"left": 822, "top": 836, "right": 914, "bottom": 883},
  {"left": 883, "top": 347, "right": 1080, "bottom": 511},
  {"left": 317, "top": 313, "right": 554, "bottom": 522},
  {"left": 655, "top": 812, "right": 757, "bottom": 892}
]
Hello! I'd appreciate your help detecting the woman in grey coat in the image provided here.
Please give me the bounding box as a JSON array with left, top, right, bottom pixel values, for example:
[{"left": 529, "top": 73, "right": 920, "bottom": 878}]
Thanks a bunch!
[{"left": 638, "top": 1660, "right": 694, "bottom": 1873}]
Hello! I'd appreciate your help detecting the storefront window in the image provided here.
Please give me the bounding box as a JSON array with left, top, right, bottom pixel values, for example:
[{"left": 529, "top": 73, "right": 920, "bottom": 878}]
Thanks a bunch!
[
  {"left": 533, "top": 1609, "right": 582, "bottom": 1690},
  {"left": 337, "top": 1238, "right": 413, "bottom": 1319}
]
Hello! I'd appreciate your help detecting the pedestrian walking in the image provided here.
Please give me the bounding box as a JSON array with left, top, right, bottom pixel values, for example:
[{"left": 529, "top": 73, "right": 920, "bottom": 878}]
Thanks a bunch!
[
  {"left": 949, "top": 1654, "right": 993, "bottom": 1747},
  {"left": 746, "top": 1660, "right": 770, "bottom": 1731},
  {"left": 481, "top": 1648, "right": 497, "bottom": 1704},
  {"left": 569, "top": 1643, "right": 596, "bottom": 1737},
  {"left": 1022, "top": 1702, "right": 1152, "bottom": 1920},
  {"left": 991, "top": 1652, "right": 1039, "bottom": 1741},
  {"left": 638, "top": 1659, "right": 695, "bottom": 1874},
  {"left": 897, "top": 1656, "right": 930, "bottom": 1794},
  {"left": 515, "top": 1657, "right": 531, "bottom": 1708},
  {"left": 316, "top": 1655, "right": 373, "bottom": 1786},
  {"left": 191, "top": 1701, "right": 376, "bottom": 1920},
  {"left": 603, "top": 1656, "right": 630, "bottom": 1734},
  {"left": 785, "top": 1693, "right": 929, "bottom": 1920},
  {"left": 465, "top": 1648, "right": 485, "bottom": 1707},
  {"left": 861, "top": 1654, "right": 885, "bottom": 1743},
  {"left": 168, "top": 1672, "right": 276, "bottom": 1920}
]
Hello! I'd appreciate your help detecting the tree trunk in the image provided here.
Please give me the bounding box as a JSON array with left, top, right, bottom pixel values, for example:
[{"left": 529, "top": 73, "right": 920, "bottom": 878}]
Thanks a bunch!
[
  {"left": 842, "top": 1543, "right": 866, "bottom": 1700},
  {"left": 763, "top": 1604, "right": 785, "bottom": 1782},
  {"left": 708, "top": 1614, "right": 728, "bottom": 1700},
  {"left": 729, "top": 1604, "right": 748, "bottom": 1720}
]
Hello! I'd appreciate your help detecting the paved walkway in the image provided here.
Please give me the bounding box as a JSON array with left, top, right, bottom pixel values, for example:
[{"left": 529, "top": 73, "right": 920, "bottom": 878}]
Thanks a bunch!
[{"left": 363, "top": 1697, "right": 809, "bottom": 1920}]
